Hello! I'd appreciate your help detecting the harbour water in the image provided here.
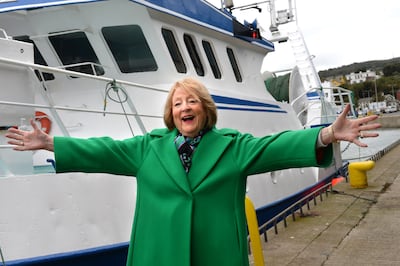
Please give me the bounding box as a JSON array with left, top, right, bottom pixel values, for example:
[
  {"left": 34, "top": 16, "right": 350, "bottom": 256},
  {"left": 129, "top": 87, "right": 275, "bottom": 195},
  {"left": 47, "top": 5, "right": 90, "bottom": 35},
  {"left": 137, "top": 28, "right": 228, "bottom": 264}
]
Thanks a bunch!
[{"left": 341, "top": 128, "right": 400, "bottom": 162}]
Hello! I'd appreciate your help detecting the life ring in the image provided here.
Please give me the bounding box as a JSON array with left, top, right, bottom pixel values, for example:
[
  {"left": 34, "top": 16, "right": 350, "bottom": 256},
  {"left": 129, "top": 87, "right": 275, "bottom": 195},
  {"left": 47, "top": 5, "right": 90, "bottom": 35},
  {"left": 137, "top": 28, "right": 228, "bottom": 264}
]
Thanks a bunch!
[{"left": 35, "top": 111, "right": 51, "bottom": 134}]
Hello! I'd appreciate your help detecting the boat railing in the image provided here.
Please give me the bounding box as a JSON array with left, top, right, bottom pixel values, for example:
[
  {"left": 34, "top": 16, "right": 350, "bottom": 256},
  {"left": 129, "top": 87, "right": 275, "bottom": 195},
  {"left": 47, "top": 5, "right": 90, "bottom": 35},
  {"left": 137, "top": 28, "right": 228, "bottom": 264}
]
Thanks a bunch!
[
  {"left": 0, "top": 53, "right": 172, "bottom": 175},
  {"left": 56, "top": 61, "right": 104, "bottom": 76},
  {"left": 290, "top": 86, "right": 315, "bottom": 112},
  {"left": 0, "top": 28, "right": 12, "bottom": 40},
  {"left": 330, "top": 86, "right": 355, "bottom": 112},
  {"left": 0, "top": 56, "right": 168, "bottom": 93},
  {"left": 293, "top": 85, "right": 356, "bottom": 128},
  {"left": 248, "top": 180, "right": 334, "bottom": 248},
  {"left": 305, "top": 113, "right": 338, "bottom": 127},
  {"left": 0, "top": 55, "right": 169, "bottom": 136}
]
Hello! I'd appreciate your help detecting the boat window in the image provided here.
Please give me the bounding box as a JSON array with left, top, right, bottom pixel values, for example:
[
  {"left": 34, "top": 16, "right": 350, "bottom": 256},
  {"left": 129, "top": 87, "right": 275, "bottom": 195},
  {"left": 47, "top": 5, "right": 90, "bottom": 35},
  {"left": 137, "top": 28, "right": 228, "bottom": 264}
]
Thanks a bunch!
[
  {"left": 226, "top": 47, "right": 242, "bottom": 82},
  {"left": 161, "top": 28, "right": 186, "bottom": 73},
  {"left": 183, "top": 34, "right": 204, "bottom": 76},
  {"left": 102, "top": 25, "right": 158, "bottom": 73},
  {"left": 202, "top": 40, "right": 221, "bottom": 79},
  {"left": 13, "top": 35, "right": 54, "bottom": 81},
  {"left": 49, "top": 31, "right": 104, "bottom": 76}
]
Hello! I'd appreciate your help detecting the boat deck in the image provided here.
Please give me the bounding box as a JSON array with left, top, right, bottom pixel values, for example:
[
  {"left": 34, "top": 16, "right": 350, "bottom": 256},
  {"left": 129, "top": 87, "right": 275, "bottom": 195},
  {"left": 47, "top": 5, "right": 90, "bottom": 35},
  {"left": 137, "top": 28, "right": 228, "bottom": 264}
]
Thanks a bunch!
[{"left": 249, "top": 142, "right": 400, "bottom": 265}]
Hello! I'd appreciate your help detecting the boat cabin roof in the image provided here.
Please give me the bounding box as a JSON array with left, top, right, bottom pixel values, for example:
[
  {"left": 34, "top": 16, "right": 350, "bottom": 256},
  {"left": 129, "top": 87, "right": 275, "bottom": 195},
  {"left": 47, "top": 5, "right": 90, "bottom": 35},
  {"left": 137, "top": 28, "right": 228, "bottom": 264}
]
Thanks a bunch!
[{"left": 0, "top": 0, "right": 274, "bottom": 51}]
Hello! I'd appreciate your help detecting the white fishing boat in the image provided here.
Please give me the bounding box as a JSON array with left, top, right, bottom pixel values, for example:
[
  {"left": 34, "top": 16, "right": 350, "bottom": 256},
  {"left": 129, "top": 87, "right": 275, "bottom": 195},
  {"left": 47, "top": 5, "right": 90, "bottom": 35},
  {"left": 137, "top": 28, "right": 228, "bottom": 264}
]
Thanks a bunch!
[{"left": 0, "top": 0, "right": 347, "bottom": 265}]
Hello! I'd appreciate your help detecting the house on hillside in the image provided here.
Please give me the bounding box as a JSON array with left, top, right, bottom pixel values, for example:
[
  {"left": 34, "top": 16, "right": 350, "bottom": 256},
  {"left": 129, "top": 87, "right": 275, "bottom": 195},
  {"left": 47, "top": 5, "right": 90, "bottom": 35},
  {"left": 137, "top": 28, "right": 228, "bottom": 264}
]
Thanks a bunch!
[{"left": 345, "top": 70, "right": 380, "bottom": 84}]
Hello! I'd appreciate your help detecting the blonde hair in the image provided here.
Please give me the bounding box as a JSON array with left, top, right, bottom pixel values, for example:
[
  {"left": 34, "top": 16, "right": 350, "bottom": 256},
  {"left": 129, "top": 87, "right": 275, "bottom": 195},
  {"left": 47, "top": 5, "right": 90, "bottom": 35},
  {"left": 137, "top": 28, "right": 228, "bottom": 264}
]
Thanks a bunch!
[{"left": 164, "top": 77, "right": 217, "bottom": 130}]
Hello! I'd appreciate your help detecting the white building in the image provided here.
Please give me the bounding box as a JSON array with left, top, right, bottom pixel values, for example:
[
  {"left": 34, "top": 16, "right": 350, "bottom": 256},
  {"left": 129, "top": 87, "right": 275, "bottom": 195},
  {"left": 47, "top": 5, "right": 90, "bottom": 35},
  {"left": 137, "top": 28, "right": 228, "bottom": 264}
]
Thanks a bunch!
[{"left": 345, "top": 70, "right": 380, "bottom": 84}]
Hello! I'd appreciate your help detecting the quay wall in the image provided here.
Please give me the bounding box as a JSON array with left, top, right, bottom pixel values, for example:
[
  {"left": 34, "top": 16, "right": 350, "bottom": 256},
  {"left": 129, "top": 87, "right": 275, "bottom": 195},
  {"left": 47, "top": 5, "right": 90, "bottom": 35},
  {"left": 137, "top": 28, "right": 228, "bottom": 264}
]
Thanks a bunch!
[{"left": 376, "top": 114, "right": 400, "bottom": 128}]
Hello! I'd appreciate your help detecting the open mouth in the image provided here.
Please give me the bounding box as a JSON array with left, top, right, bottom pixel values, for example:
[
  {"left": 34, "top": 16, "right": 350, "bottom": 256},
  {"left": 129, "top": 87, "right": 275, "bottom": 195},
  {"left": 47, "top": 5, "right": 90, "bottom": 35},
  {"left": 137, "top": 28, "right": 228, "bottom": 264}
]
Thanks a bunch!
[{"left": 182, "top": 115, "right": 194, "bottom": 121}]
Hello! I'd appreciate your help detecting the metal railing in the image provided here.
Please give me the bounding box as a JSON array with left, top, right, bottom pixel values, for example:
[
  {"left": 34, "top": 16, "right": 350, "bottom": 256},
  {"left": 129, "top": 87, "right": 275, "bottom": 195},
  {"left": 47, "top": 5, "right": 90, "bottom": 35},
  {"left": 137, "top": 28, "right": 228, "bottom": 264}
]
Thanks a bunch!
[
  {"left": 0, "top": 54, "right": 168, "bottom": 138},
  {"left": 292, "top": 85, "right": 356, "bottom": 128},
  {"left": 246, "top": 178, "right": 339, "bottom": 265},
  {"left": 257, "top": 182, "right": 332, "bottom": 243}
]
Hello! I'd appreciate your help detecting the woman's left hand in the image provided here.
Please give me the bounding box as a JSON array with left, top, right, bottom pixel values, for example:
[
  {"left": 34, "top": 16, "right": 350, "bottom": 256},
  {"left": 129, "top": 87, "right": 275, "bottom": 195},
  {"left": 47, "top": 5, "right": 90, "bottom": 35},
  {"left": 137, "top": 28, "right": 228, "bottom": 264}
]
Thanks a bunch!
[{"left": 325, "top": 104, "right": 381, "bottom": 147}]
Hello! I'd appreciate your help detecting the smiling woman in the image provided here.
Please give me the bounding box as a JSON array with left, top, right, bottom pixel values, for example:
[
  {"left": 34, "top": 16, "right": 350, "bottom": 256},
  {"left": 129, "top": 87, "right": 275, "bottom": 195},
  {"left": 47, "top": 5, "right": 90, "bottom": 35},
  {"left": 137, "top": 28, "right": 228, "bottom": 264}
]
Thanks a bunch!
[{"left": 5, "top": 76, "right": 380, "bottom": 266}]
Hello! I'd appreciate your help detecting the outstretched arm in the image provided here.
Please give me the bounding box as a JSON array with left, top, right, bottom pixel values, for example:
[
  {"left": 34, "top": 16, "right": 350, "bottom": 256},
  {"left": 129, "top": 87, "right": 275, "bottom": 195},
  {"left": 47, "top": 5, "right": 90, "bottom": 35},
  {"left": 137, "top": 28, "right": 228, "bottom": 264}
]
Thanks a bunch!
[
  {"left": 320, "top": 104, "right": 381, "bottom": 147},
  {"left": 6, "top": 119, "right": 54, "bottom": 151}
]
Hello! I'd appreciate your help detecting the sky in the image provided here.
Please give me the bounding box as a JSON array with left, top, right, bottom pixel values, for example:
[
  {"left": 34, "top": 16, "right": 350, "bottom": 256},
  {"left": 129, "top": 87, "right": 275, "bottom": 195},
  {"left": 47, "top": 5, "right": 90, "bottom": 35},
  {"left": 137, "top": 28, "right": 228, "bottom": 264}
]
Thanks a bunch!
[{"left": 208, "top": 0, "right": 400, "bottom": 73}]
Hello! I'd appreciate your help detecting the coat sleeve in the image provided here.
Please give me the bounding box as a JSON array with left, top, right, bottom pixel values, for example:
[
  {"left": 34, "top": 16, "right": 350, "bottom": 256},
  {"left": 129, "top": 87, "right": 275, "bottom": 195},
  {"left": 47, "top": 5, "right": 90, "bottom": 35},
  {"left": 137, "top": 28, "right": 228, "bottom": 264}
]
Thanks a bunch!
[
  {"left": 54, "top": 134, "right": 150, "bottom": 176},
  {"left": 230, "top": 127, "right": 333, "bottom": 176}
]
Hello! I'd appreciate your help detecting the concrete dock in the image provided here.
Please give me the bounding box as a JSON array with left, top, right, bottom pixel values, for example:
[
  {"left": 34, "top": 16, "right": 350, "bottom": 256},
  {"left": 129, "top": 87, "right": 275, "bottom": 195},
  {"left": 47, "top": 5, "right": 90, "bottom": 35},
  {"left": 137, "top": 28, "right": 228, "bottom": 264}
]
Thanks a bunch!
[
  {"left": 376, "top": 113, "right": 400, "bottom": 128},
  {"left": 249, "top": 142, "right": 400, "bottom": 265}
]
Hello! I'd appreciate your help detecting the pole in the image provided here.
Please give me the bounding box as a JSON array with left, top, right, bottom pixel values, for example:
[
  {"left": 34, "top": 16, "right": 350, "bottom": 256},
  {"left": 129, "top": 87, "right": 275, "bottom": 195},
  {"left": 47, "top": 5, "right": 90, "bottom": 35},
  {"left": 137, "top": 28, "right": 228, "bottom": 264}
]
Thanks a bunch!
[{"left": 245, "top": 196, "right": 265, "bottom": 266}]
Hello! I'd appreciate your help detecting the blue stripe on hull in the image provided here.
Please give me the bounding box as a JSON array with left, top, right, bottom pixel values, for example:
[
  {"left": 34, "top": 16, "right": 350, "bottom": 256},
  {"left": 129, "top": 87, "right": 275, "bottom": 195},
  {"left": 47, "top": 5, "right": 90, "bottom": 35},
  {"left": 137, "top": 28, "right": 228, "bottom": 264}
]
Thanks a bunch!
[
  {"left": 212, "top": 95, "right": 280, "bottom": 108},
  {"left": 217, "top": 106, "right": 287, "bottom": 113},
  {"left": 6, "top": 242, "right": 129, "bottom": 266},
  {"left": 212, "top": 94, "right": 287, "bottom": 113}
]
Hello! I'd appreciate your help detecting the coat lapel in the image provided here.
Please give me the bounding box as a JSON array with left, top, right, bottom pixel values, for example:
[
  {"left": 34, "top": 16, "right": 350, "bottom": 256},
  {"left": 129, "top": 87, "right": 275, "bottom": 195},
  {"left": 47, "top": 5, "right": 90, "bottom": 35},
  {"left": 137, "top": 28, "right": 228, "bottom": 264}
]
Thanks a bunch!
[
  {"left": 151, "top": 128, "right": 232, "bottom": 193},
  {"left": 151, "top": 129, "right": 191, "bottom": 194},
  {"left": 188, "top": 129, "right": 232, "bottom": 191}
]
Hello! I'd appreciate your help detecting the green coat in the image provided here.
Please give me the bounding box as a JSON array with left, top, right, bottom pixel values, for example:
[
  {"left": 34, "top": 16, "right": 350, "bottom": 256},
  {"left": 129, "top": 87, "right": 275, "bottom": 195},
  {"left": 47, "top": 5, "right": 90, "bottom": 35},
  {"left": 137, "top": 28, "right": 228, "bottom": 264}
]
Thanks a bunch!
[{"left": 54, "top": 127, "right": 332, "bottom": 266}]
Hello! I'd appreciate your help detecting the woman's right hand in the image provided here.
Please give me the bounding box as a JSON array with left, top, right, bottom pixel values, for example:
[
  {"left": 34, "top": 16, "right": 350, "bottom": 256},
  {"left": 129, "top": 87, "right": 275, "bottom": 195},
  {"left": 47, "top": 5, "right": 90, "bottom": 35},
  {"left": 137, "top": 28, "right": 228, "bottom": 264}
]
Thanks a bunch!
[{"left": 5, "top": 119, "right": 54, "bottom": 152}]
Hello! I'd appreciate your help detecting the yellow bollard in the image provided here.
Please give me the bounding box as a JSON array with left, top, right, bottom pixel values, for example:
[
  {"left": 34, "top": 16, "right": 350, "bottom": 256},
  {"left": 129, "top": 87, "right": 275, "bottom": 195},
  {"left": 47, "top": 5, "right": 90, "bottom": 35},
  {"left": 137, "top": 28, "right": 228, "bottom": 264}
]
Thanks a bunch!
[
  {"left": 349, "top": 160, "right": 375, "bottom": 188},
  {"left": 245, "top": 196, "right": 265, "bottom": 266}
]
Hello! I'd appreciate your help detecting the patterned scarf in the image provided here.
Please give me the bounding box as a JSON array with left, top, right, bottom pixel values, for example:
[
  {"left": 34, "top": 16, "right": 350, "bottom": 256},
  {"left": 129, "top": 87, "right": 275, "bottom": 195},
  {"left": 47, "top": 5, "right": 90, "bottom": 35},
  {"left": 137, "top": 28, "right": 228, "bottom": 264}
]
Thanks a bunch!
[{"left": 174, "top": 129, "right": 209, "bottom": 173}]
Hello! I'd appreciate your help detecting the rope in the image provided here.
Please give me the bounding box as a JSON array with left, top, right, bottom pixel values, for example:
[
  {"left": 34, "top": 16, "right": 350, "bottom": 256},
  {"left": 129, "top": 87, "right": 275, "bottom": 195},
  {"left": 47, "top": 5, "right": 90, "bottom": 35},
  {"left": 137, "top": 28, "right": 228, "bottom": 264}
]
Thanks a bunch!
[
  {"left": 330, "top": 189, "right": 377, "bottom": 203},
  {"left": 341, "top": 141, "right": 352, "bottom": 153},
  {"left": 103, "top": 80, "right": 134, "bottom": 136}
]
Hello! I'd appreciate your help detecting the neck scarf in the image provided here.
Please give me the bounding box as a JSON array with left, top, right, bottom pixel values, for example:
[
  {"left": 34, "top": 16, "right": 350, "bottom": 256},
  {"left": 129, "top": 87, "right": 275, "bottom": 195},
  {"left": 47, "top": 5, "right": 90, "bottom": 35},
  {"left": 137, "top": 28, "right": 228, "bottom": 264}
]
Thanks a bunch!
[{"left": 174, "top": 129, "right": 209, "bottom": 173}]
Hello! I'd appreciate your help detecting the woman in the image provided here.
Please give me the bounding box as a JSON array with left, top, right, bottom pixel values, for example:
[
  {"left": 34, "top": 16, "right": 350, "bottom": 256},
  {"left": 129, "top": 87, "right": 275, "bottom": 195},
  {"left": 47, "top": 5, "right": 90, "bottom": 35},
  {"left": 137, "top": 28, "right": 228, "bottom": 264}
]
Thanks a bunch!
[{"left": 6, "top": 77, "right": 380, "bottom": 266}]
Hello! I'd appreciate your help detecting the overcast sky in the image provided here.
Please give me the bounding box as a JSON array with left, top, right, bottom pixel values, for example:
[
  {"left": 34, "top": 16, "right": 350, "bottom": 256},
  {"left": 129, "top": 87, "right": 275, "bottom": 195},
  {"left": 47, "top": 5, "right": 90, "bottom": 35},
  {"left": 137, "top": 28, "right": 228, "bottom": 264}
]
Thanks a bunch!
[{"left": 209, "top": 0, "right": 400, "bottom": 72}]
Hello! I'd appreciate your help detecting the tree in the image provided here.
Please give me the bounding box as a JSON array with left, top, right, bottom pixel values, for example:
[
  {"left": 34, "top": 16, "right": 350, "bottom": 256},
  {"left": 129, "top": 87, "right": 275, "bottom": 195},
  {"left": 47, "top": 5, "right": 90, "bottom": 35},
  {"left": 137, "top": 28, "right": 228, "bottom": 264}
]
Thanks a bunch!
[{"left": 383, "top": 63, "right": 400, "bottom": 76}]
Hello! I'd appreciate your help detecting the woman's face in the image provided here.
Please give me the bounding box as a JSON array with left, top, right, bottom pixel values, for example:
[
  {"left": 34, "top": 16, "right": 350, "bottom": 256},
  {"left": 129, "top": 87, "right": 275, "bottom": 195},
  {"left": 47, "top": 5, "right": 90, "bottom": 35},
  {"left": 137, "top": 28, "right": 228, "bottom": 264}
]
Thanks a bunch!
[{"left": 172, "top": 87, "right": 206, "bottom": 138}]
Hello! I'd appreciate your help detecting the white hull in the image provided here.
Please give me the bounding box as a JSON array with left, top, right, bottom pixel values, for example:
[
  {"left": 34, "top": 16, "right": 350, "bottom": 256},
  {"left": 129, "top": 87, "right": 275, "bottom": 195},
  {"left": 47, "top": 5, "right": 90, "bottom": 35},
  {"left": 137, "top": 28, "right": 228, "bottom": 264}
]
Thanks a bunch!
[{"left": 0, "top": 173, "right": 135, "bottom": 261}]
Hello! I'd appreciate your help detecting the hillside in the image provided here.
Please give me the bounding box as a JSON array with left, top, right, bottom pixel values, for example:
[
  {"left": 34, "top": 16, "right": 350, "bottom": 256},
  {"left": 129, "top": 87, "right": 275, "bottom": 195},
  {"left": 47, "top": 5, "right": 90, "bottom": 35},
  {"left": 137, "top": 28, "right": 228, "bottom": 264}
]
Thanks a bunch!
[{"left": 318, "top": 57, "right": 400, "bottom": 79}]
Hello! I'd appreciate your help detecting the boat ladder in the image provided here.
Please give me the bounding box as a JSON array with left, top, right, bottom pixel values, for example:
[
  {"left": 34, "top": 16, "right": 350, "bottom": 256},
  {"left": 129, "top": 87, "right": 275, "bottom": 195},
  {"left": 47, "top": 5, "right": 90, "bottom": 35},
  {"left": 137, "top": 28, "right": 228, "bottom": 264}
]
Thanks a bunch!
[{"left": 288, "top": 27, "right": 321, "bottom": 91}]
